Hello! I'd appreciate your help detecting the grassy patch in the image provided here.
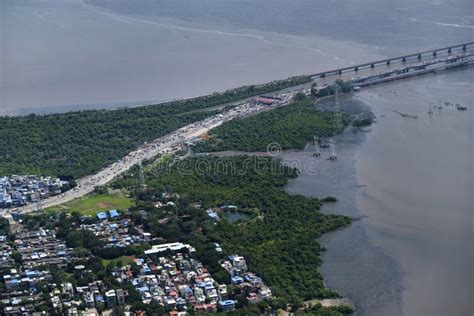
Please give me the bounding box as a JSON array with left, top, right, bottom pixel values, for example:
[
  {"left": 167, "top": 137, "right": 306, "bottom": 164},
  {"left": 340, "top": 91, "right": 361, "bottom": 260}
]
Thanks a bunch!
[
  {"left": 101, "top": 255, "right": 135, "bottom": 268},
  {"left": 46, "top": 193, "right": 134, "bottom": 216}
]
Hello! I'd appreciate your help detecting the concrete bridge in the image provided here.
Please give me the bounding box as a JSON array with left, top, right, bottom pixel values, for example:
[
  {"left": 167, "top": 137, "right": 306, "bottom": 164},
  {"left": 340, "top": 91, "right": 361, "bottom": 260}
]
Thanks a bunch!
[
  {"left": 311, "top": 42, "right": 474, "bottom": 78},
  {"left": 352, "top": 53, "right": 474, "bottom": 87}
]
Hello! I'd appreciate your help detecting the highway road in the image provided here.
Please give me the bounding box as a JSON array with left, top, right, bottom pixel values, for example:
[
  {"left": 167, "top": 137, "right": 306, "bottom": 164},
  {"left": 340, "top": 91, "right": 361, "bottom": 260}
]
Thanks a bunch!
[
  {"left": 8, "top": 49, "right": 472, "bottom": 217},
  {"left": 8, "top": 91, "right": 297, "bottom": 216}
]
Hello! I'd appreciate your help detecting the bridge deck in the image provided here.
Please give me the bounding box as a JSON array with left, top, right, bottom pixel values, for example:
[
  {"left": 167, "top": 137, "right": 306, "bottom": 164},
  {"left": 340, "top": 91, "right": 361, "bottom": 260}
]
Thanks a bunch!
[{"left": 310, "top": 42, "right": 474, "bottom": 78}]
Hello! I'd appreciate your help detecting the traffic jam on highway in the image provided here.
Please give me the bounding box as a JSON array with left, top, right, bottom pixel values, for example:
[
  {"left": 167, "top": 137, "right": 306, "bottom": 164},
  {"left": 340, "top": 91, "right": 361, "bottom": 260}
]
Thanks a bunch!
[
  {"left": 11, "top": 89, "right": 301, "bottom": 215},
  {"left": 97, "top": 89, "right": 299, "bottom": 177}
]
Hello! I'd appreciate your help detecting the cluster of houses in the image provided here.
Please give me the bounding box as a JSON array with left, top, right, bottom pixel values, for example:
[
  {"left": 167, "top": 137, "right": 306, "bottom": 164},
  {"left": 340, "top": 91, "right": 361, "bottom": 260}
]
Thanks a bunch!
[
  {"left": 106, "top": 244, "right": 272, "bottom": 314},
  {"left": 0, "top": 226, "right": 132, "bottom": 315},
  {"left": 1, "top": 268, "right": 53, "bottom": 315},
  {"left": 78, "top": 210, "right": 151, "bottom": 248},
  {"left": 0, "top": 235, "right": 15, "bottom": 270},
  {"left": 0, "top": 198, "right": 273, "bottom": 315},
  {"left": 1, "top": 266, "right": 131, "bottom": 315},
  {"left": 0, "top": 228, "right": 79, "bottom": 314},
  {"left": 14, "top": 229, "right": 73, "bottom": 269},
  {"left": 109, "top": 248, "right": 238, "bottom": 313},
  {"left": 0, "top": 175, "right": 69, "bottom": 208},
  {"left": 0, "top": 218, "right": 140, "bottom": 315},
  {"left": 220, "top": 255, "right": 272, "bottom": 305},
  {"left": 56, "top": 280, "right": 129, "bottom": 314}
]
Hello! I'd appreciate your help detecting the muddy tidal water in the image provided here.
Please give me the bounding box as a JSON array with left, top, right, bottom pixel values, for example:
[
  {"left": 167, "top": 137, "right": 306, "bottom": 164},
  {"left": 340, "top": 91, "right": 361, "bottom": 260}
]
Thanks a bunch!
[
  {"left": 3, "top": 1, "right": 473, "bottom": 315},
  {"left": 283, "top": 67, "right": 473, "bottom": 316}
]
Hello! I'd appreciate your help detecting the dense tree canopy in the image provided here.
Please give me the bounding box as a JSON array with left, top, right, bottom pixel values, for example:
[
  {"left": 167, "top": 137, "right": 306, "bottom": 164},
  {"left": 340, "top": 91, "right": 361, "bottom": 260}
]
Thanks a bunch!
[
  {"left": 143, "top": 156, "right": 352, "bottom": 303},
  {"left": 0, "top": 218, "right": 10, "bottom": 236},
  {"left": 0, "top": 76, "right": 310, "bottom": 179},
  {"left": 18, "top": 156, "right": 351, "bottom": 313},
  {"left": 194, "top": 98, "right": 348, "bottom": 153}
]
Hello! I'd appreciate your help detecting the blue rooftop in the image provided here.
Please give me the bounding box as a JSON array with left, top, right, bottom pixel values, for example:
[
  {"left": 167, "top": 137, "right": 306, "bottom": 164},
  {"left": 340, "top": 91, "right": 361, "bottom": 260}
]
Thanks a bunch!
[
  {"left": 25, "top": 270, "right": 39, "bottom": 277},
  {"left": 231, "top": 276, "right": 244, "bottom": 284},
  {"left": 96, "top": 212, "right": 107, "bottom": 220},
  {"left": 244, "top": 273, "right": 256, "bottom": 282},
  {"left": 219, "top": 300, "right": 235, "bottom": 306},
  {"left": 109, "top": 209, "right": 120, "bottom": 218}
]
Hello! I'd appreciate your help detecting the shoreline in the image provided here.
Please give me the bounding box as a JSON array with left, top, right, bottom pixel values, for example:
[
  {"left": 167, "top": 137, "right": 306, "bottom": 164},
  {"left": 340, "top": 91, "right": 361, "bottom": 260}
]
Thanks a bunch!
[
  {"left": 281, "top": 97, "right": 404, "bottom": 315},
  {"left": 4, "top": 1, "right": 387, "bottom": 117},
  {"left": 1, "top": 76, "right": 311, "bottom": 118},
  {"left": 191, "top": 95, "right": 390, "bottom": 314},
  {"left": 9, "top": 50, "right": 471, "bottom": 117}
]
